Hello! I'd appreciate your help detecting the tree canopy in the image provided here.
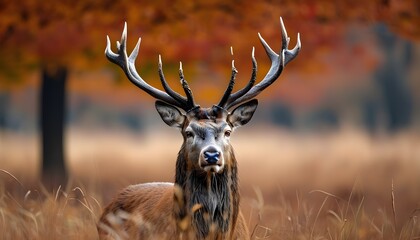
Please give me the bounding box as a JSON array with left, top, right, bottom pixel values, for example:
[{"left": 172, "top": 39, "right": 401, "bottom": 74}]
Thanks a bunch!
[{"left": 0, "top": 0, "right": 418, "bottom": 96}]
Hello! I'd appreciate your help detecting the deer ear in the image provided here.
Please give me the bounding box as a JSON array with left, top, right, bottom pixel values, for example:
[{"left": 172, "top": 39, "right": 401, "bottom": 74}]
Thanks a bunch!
[
  {"left": 155, "top": 101, "right": 185, "bottom": 128},
  {"left": 228, "top": 99, "right": 258, "bottom": 128}
]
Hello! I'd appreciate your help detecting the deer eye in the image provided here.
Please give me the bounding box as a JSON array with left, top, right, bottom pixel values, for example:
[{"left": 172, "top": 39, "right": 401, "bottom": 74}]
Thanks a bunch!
[
  {"left": 185, "top": 131, "right": 194, "bottom": 138},
  {"left": 224, "top": 130, "right": 231, "bottom": 137}
]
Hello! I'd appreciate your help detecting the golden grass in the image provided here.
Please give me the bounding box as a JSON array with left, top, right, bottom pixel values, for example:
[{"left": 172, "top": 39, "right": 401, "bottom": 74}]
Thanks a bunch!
[
  {"left": 1, "top": 126, "right": 420, "bottom": 239},
  {"left": 244, "top": 182, "right": 420, "bottom": 239},
  {"left": 0, "top": 182, "right": 100, "bottom": 239}
]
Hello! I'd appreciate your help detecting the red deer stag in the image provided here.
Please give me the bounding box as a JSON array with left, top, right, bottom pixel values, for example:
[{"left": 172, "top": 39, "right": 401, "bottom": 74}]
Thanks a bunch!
[{"left": 98, "top": 17, "right": 300, "bottom": 240}]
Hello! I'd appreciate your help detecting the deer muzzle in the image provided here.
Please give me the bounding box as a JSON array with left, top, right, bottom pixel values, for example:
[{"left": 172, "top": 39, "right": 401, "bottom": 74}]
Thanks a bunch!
[{"left": 200, "top": 146, "right": 224, "bottom": 173}]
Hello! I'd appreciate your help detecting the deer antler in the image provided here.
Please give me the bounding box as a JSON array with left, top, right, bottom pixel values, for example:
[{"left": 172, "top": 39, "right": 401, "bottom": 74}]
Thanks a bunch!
[
  {"left": 105, "top": 22, "right": 198, "bottom": 112},
  {"left": 106, "top": 18, "right": 300, "bottom": 113},
  {"left": 218, "top": 17, "right": 301, "bottom": 110}
]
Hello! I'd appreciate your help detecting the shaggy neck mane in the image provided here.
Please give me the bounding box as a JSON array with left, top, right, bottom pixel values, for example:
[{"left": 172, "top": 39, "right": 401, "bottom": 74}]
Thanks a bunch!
[{"left": 174, "top": 144, "right": 239, "bottom": 239}]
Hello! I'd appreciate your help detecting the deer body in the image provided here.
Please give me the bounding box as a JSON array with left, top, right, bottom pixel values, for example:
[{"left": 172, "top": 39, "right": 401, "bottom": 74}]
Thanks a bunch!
[
  {"left": 99, "top": 174, "right": 249, "bottom": 239},
  {"left": 99, "top": 183, "right": 249, "bottom": 239},
  {"left": 98, "top": 17, "right": 300, "bottom": 240}
]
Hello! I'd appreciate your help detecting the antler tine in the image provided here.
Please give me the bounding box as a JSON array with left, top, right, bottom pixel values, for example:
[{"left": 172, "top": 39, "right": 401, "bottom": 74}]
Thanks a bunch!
[
  {"left": 218, "top": 47, "right": 238, "bottom": 108},
  {"left": 280, "top": 17, "right": 301, "bottom": 65},
  {"left": 158, "top": 55, "right": 188, "bottom": 105},
  {"left": 223, "top": 47, "right": 257, "bottom": 108},
  {"left": 105, "top": 23, "right": 193, "bottom": 111},
  {"left": 179, "top": 62, "right": 197, "bottom": 108},
  {"left": 225, "top": 17, "right": 301, "bottom": 110}
]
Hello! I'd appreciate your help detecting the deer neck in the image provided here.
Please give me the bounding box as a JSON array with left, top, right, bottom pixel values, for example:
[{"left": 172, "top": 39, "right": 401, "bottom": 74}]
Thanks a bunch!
[{"left": 174, "top": 146, "right": 240, "bottom": 239}]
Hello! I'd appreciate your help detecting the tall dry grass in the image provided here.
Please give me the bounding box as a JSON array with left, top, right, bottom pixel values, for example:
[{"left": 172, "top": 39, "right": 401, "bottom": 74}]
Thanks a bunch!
[
  {"left": 1, "top": 126, "right": 420, "bottom": 239},
  {"left": 0, "top": 175, "right": 100, "bottom": 239}
]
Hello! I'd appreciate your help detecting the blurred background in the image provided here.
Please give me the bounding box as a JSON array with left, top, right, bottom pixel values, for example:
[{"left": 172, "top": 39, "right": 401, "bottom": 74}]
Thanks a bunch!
[{"left": 0, "top": 0, "right": 419, "bottom": 222}]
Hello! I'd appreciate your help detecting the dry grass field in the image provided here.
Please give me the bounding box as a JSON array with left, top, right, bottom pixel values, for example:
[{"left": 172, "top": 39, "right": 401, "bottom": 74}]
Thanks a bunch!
[{"left": 1, "top": 126, "right": 420, "bottom": 239}]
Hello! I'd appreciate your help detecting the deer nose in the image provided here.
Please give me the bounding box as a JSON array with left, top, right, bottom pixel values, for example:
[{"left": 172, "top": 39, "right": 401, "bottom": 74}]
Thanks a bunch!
[{"left": 204, "top": 151, "right": 220, "bottom": 164}]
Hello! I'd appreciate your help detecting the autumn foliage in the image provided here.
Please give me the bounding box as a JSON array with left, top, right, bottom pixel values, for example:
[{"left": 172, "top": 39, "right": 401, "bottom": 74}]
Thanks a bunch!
[{"left": 0, "top": 0, "right": 418, "bottom": 83}]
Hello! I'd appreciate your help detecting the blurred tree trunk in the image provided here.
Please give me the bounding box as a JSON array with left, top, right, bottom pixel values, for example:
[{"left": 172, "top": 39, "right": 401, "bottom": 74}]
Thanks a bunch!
[
  {"left": 40, "top": 65, "right": 68, "bottom": 189},
  {"left": 374, "top": 24, "right": 413, "bottom": 131}
]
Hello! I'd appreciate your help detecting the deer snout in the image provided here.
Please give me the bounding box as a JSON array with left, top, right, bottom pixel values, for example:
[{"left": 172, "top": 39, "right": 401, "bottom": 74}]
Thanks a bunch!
[
  {"left": 204, "top": 150, "right": 220, "bottom": 164},
  {"left": 200, "top": 146, "right": 224, "bottom": 173}
]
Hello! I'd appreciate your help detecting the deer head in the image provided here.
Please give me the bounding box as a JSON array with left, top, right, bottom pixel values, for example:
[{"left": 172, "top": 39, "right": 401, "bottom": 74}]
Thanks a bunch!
[{"left": 105, "top": 17, "right": 300, "bottom": 175}]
